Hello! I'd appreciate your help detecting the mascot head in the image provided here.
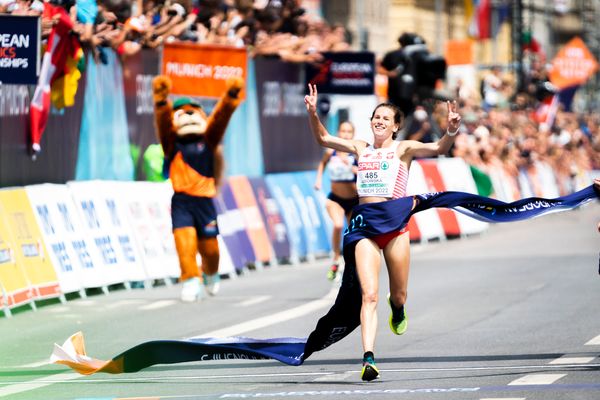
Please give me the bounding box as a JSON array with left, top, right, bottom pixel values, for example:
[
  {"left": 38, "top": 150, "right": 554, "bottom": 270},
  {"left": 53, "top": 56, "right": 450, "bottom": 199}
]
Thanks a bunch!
[{"left": 172, "top": 98, "right": 209, "bottom": 136}]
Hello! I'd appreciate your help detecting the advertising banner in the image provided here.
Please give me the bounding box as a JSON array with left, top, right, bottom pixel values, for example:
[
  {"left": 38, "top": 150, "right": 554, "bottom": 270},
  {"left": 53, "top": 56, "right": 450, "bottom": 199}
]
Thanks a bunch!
[
  {"left": 27, "top": 184, "right": 86, "bottom": 294},
  {"left": 106, "top": 181, "right": 180, "bottom": 280},
  {"left": 227, "top": 176, "right": 273, "bottom": 264},
  {"left": 254, "top": 56, "right": 321, "bottom": 173},
  {"left": 161, "top": 43, "right": 247, "bottom": 99},
  {"left": 265, "top": 174, "right": 306, "bottom": 263},
  {"left": 0, "top": 200, "right": 33, "bottom": 309},
  {"left": 122, "top": 49, "right": 161, "bottom": 180},
  {"left": 0, "top": 188, "right": 61, "bottom": 300},
  {"left": 220, "top": 182, "right": 256, "bottom": 267},
  {"left": 434, "top": 158, "right": 488, "bottom": 236},
  {"left": 417, "top": 159, "right": 461, "bottom": 237},
  {"left": 293, "top": 171, "right": 331, "bottom": 256},
  {"left": 305, "top": 52, "right": 375, "bottom": 95},
  {"left": 405, "top": 161, "right": 445, "bottom": 242},
  {"left": 68, "top": 181, "right": 147, "bottom": 284},
  {"left": 213, "top": 189, "right": 252, "bottom": 272},
  {"left": 247, "top": 177, "right": 291, "bottom": 262},
  {"left": 0, "top": 15, "right": 40, "bottom": 84},
  {"left": 549, "top": 37, "right": 599, "bottom": 90}
]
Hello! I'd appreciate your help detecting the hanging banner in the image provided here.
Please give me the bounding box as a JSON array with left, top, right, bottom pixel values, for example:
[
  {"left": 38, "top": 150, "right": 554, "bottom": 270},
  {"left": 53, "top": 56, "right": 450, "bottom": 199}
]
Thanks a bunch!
[
  {"left": 254, "top": 56, "right": 320, "bottom": 173},
  {"left": 0, "top": 200, "right": 33, "bottom": 309},
  {"left": 161, "top": 43, "right": 247, "bottom": 99},
  {"left": 549, "top": 37, "right": 599, "bottom": 90},
  {"left": 305, "top": 52, "right": 375, "bottom": 95},
  {"left": 122, "top": 49, "right": 161, "bottom": 180},
  {"left": 0, "top": 188, "right": 61, "bottom": 300},
  {"left": 0, "top": 15, "right": 41, "bottom": 84}
]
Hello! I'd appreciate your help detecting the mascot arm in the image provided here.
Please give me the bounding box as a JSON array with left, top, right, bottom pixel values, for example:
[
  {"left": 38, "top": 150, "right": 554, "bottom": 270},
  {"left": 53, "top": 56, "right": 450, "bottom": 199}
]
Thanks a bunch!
[
  {"left": 205, "top": 76, "right": 244, "bottom": 148},
  {"left": 152, "top": 76, "right": 176, "bottom": 157}
]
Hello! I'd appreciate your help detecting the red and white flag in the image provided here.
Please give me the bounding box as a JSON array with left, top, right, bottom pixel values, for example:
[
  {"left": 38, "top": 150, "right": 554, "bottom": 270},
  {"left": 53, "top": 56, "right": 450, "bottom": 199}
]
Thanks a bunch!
[{"left": 29, "top": 3, "right": 81, "bottom": 157}]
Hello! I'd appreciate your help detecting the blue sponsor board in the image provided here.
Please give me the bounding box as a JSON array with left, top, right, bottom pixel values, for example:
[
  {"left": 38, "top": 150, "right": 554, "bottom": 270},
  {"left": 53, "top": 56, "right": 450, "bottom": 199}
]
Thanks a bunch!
[
  {"left": 0, "top": 15, "right": 40, "bottom": 84},
  {"left": 247, "top": 177, "right": 291, "bottom": 261},
  {"left": 265, "top": 174, "right": 305, "bottom": 262},
  {"left": 220, "top": 182, "right": 256, "bottom": 268},
  {"left": 292, "top": 171, "right": 331, "bottom": 256},
  {"left": 213, "top": 193, "right": 248, "bottom": 272}
]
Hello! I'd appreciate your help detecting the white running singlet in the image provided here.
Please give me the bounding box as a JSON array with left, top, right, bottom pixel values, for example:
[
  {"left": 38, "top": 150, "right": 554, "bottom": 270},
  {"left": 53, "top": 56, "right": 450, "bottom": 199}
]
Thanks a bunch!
[
  {"left": 356, "top": 141, "right": 408, "bottom": 199},
  {"left": 328, "top": 151, "right": 357, "bottom": 182}
]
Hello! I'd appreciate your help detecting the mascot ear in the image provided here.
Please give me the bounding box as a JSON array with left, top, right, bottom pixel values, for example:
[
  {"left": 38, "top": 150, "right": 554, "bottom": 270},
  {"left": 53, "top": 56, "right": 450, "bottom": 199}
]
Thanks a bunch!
[{"left": 153, "top": 76, "right": 172, "bottom": 105}]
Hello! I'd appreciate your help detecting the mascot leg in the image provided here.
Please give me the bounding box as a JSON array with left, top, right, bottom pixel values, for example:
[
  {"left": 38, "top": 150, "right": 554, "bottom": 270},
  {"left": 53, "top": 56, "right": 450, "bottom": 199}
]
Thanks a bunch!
[
  {"left": 198, "top": 236, "right": 220, "bottom": 296},
  {"left": 173, "top": 227, "right": 204, "bottom": 301}
]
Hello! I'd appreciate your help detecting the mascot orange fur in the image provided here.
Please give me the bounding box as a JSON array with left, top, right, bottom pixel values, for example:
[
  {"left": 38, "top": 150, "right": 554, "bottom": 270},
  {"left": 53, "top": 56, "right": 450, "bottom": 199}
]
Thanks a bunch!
[{"left": 153, "top": 75, "right": 244, "bottom": 302}]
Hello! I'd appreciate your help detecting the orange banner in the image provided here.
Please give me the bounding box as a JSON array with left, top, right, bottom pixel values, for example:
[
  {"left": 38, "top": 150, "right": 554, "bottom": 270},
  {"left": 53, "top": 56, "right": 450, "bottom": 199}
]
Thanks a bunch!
[
  {"left": 549, "top": 37, "right": 599, "bottom": 90},
  {"left": 161, "top": 43, "right": 247, "bottom": 99},
  {"left": 445, "top": 39, "right": 474, "bottom": 66}
]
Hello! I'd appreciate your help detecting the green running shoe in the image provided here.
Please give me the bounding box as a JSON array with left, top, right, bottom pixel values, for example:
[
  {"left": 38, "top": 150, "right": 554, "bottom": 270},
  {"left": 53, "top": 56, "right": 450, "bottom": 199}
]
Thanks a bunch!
[
  {"left": 361, "top": 356, "right": 380, "bottom": 381},
  {"left": 387, "top": 293, "right": 408, "bottom": 335},
  {"left": 327, "top": 264, "right": 338, "bottom": 281}
]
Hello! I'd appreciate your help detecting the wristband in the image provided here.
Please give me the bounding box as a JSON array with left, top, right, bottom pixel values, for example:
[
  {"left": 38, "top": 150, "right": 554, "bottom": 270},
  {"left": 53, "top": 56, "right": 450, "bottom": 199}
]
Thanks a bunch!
[{"left": 446, "top": 127, "right": 459, "bottom": 136}]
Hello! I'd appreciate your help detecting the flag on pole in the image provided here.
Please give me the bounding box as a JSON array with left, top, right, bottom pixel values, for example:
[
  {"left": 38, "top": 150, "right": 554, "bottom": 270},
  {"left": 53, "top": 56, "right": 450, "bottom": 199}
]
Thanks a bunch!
[
  {"left": 466, "top": 0, "right": 491, "bottom": 40},
  {"left": 29, "top": 3, "right": 83, "bottom": 158}
]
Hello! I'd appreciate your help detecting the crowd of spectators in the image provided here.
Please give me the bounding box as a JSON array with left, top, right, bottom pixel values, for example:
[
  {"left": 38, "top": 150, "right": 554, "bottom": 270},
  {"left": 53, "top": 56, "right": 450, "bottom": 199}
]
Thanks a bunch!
[
  {"left": 0, "top": 0, "right": 350, "bottom": 62},
  {"left": 1, "top": 1, "right": 598, "bottom": 197},
  {"left": 408, "top": 61, "right": 600, "bottom": 198}
]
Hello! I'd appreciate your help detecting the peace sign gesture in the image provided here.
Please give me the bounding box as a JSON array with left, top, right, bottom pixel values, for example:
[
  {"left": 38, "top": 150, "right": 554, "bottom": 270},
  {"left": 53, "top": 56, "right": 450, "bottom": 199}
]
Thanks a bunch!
[
  {"left": 304, "top": 83, "right": 318, "bottom": 114},
  {"left": 446, "top": 100, "right": 461, "bottom": 134}
]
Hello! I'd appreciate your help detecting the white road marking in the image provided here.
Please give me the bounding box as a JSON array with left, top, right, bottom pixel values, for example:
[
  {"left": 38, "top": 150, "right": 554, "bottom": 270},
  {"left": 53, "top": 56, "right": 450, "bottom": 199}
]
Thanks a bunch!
[
  {"left": 508, "top": 374, "right": 566, "bottom": 385},
  {"left": 192, "top": 287, "right": 338, "bottom": 338},
  {"left": 313, "top": 371, "right": 355, "bottom": 382},
  {"left": 549, "top": 356, "right": 594, "bottom": 365},
  {"left": 71, "top": 300, "right": 96, "bottom": 306},
  {"left": 481, "top": 398, "right": 525, "bottom": 400},
  {"left": 0, "top": 373, "right": 81, "bottom": 398},
  {"left": 585, "top": 334, "right": 600, "bottom": 345},
  {"left": 139, "top": 300, "right": 177, "bottom": 311},
  {"left": 12, "top": 359, "right": 50, "bottom": 369},
  {"left": 105, "top": 299, "right": 145, "bottom": 309},
  {"left": 237, "top": 295, "right": 271, "bottom": 307}
]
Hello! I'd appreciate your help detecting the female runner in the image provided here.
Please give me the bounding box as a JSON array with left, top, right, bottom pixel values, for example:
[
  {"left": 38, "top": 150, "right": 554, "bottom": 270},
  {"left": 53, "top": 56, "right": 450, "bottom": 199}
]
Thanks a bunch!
[{"left": 305, "top": 83, "right": 461, "bottom": 381}]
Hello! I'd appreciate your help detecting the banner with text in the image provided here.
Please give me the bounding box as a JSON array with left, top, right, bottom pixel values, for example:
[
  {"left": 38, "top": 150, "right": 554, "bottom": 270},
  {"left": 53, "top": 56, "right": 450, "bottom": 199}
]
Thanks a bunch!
[
  {"left": 305, "top": 51, "right": 375, "bottom": 95},
  {"left": 254, "top": 56, "right": 321, "bottom": 173},
  {"left": 0, "top": 15, "right": 40, "bottom": 84},
  {"left": 0, "top": 199, "right": 33, "bottom": 309},
  {"left": 161, "top": 43, "right": 247, "bottom": 99},
  {"left": 0, "top": 189, "right": 61, "bottom": 300}
]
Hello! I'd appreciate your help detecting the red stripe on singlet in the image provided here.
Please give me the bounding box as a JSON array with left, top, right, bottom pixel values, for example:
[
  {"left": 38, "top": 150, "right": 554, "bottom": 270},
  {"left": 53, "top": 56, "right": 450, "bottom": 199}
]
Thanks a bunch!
[{"left": 392, "top": 164, "right": 409, "bottom": 199}]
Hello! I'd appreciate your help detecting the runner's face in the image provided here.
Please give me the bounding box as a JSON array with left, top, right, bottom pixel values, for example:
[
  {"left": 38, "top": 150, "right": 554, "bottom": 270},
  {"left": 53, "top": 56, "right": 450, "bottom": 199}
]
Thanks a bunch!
[
  {"left": 338, "top": 122, "right": 354, "bottom": 140},
  {"left": 370, "top": 107, "right": 397, "bottom": 140}
]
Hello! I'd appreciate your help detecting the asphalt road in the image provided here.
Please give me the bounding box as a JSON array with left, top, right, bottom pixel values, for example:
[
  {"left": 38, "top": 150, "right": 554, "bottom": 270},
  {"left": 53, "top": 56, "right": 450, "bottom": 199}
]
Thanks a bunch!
[{"left": 1, "top": 202, "right": 599, "bottom": 400}]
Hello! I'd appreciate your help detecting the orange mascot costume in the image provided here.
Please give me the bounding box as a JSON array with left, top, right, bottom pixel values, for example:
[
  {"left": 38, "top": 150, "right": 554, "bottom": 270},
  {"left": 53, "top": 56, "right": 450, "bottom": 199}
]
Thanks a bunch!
[{"left": 152, "top": 75, "right": 244, "bottom": 302}]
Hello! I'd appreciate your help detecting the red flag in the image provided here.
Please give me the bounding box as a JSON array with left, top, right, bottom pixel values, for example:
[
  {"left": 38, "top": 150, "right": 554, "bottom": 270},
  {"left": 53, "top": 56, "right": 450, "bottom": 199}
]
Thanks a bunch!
[
  {"left": 533, "top": 94, "right": 559, "bottom": 128},
  {"left": 29, "top": 3, "right": 81, "bottom": 157},
  {"left": 476, "top": 0, "right": 491, "bottom": 39}
]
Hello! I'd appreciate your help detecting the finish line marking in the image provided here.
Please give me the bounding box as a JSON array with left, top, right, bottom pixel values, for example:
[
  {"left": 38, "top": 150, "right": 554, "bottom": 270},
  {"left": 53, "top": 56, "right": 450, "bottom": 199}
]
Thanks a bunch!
[{"left": 2, "top": 363, "right": 599, "bottom": 386}]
